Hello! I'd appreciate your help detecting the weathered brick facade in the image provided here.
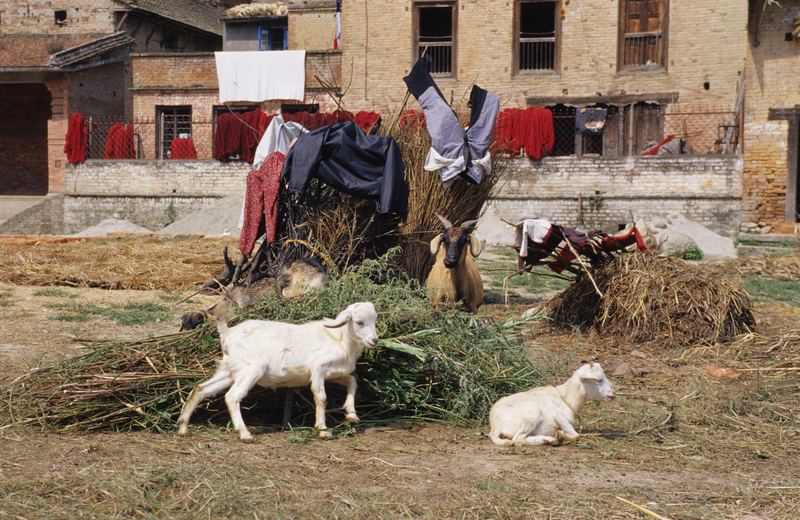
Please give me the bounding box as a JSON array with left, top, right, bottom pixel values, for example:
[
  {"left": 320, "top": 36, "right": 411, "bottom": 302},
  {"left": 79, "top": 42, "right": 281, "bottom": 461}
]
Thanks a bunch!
[
  {"left": 338, "top": 0, "right": 748, "bottom": 113},
  {"left": 0, "top": 0, "right": 115, "bottom": 35},
  {"left": 743, "top": 0, "right": 800, "bottom": 229}
]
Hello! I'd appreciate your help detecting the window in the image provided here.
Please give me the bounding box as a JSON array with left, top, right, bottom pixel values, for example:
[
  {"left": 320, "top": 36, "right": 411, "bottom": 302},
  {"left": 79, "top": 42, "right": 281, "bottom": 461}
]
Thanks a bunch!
[
  {"left": 415, "top": 3, "right": 456, "bottom": 76},
  {"left": 54, "top": 10, "right": 67, "bottom": 25},
  {"left": 619, "top": 0, "right": 667, "bottom": 69},
  {"left": 157, "top": 106, "right": 191, "bottom": 159},
  {"left": 516, "top": 1, "right": 558, "bottom": 72},
  {"left": 259, "top": 24, "right": 288, "bottom": 50}
]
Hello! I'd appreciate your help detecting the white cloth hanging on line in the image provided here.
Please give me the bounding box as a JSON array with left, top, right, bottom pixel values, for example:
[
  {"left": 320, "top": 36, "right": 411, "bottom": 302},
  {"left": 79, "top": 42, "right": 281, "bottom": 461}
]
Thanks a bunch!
[{"left": 215, "top": 50, "right": 306, "bottom": 103}]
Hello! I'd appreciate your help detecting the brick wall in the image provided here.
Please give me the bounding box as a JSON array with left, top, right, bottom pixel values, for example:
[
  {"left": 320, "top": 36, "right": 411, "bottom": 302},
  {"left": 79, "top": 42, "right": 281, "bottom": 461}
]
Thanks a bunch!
[
  {"left": 339, "top": 0, "right": 747, "bottom": 113},
  {"left": 743, "top": 0, "right": 800, "bottom": 227},
  {"left": 64, "top": 160, "right": 250, "bottom": 196},
  {"left": 289, "top": 5, "right": 337, "bottom": 51},
  {"left": 0, "top": 0, "right": 115, "bottom": 34},
  {"left": 479, "top": 156, "right": 742, "bottom": 244}
]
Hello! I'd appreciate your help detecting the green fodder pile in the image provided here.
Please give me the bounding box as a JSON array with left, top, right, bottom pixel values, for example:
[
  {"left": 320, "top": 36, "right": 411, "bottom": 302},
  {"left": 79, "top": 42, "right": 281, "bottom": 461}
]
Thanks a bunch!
[
  {"left": 2, "top": 252, "right": 540, "bottom": 432},
  {"left": 545, "top": 252, "right": 756, "bottom": 346}
]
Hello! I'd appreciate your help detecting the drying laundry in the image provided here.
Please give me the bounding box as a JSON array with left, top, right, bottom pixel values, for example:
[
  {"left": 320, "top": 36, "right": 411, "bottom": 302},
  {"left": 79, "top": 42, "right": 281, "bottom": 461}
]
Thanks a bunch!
[
  {"left": 214, "top": 112, "right": 243, "bottom": 160},
  {"left": 215, "top": 50, "right": 306, "bottom": 102},
  {"left": 576, "top": 107, "right": 608, "bottom": 134},
  {"left": 354, "top": 111, "right": 381, "bottom": 133},
  {"left": 252, "top": 115, "right": 308, "bottom": 170},
  {"left": 403, "top": 57, "right": 500, "bottom": 185},
  {"left": 239, "top": 108, "right": 271, "bottom": 164},
  {"left": 170, "top": 137, "right": 197, "bottom": 159},
  {"left": 282, "top": 121, "right": 408, "bottom": 215},
  {"left": 239, "top": 151, "right": 285, "bottom": 256},
  {"left": 64, "top": 112, "right": 89, "bottom": 164},
  {"left": 516, "top": 218, "right": 555, "bottom": 259},
  {"left": 104, "top": 123, "right": 135, "bottom": 159}
]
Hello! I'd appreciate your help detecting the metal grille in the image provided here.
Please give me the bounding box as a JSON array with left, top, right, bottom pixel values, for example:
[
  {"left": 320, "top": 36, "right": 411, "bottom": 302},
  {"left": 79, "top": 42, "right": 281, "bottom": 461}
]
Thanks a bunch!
[
  {"left": 519, "top": 39, "right": 555, "bottom": 71},
  {"left": 157, "top": 107, "right": 192, "bottom": 159},
  {"left": 518, "top": 0, "right": 557, "bottom": 71},
  {"left": 622, "top": 32, "right": 663, "bottom": 67},
  {"left": 551, "top": 105, "right": 576, "bottom": 156},
  {"left": 417, "top": 4, "right": 454, "bottom": 76},
  {"left": 419, "top": 43, "right": 453, "bottom": 75}
]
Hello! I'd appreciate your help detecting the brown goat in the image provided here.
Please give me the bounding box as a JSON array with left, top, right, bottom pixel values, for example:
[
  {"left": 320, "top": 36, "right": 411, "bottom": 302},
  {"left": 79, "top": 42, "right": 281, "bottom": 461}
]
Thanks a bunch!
[{"left": 425, "top": 213, "right": 484, "bottom": 313}]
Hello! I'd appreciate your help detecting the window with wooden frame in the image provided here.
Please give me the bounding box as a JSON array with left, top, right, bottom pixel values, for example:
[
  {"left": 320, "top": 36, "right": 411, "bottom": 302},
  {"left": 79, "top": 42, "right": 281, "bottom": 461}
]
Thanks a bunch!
[
  {"left": 515, "top": 0, "right": 559, "bottom": 73},
  {"left": 156, "top": 106, "right": 192, "bottom": 159},
  {"left": 619, "top": 0, "right": 668, "bottom": 70},
  {"left": 414, "top": 2, "right": 456, "bottom": 76},
  {"left": 258, "top": 22, "right": 288, "bottom": 50}
]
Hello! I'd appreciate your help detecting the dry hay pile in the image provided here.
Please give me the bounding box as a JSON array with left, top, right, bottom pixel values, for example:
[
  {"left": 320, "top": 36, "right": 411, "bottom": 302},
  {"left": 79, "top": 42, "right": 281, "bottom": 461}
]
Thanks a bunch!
[
  {"left": 2, "top": 252, "right": 540, "bottom": 432},
  {"left": 0, "top": 235, "right": 237, "bottom": 290},
  {"left": 545, "top": 253, "right": 755, "bottom": 345},
  {"left": 735, "top": 253, "right": 800, "bottom": 281}
]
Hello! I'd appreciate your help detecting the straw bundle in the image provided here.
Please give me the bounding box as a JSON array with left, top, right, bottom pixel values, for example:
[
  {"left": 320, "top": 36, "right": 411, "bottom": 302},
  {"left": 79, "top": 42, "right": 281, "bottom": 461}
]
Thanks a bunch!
[
  {"left": 735, "top": 253, "right": 800, "bottom": 281},
  {"left": 3, "top": 251, "right": 540, "bottom": 432},
  {"left": 545, "top": 253, "right": 755, "bottom": 346}
]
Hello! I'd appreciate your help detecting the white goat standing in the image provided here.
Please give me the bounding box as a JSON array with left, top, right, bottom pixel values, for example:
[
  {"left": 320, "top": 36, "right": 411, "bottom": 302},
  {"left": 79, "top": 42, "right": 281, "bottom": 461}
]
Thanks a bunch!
[
  {"left": 177, "top": 302, "right": 379, "bottom": 440},
  {"left": 489, "top": 362, "right": 615, "bottom": 446}
]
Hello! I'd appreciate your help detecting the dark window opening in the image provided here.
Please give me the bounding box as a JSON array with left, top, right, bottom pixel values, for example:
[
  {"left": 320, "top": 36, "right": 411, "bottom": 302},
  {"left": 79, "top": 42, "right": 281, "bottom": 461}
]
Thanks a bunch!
[
  {"left": 157, "top": 106, "right": 192, "bottom": 159},
  {"left": 259, "top": 24, "right": 288, "bottom": 50},
  {"left": 620, "top": 0, "right": 667, "bottom": 68},
  {"left": 54, "top": 10, "right": 67, "bottom": 25},
  {"left": 549, "top": 104, "right": 576, "bottom": 156},
  {"left": 518, "top": 1, "right": 557, "bottom": 71},
  {"left": 281, "top": 103, "right": 319, "bottom": 114},
  {"left": 416, "top": 4, "right": 455, "bottom": 76}
]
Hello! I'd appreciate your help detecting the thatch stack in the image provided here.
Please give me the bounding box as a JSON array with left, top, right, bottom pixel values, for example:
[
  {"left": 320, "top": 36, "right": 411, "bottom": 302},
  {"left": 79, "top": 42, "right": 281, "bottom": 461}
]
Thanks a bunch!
[
  {"left": 545, "top": 253, "right": 755, "bottom": 346},
  {"left": 225, "top": 3, "right": 288, "bottom": 18},
  {"left": 2, "top": 252, "right": 540, "bottom": 432}
]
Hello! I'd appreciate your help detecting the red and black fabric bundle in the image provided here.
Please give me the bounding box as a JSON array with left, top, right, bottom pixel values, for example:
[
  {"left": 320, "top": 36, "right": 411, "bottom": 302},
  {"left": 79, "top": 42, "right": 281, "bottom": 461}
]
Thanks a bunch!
[
  {"left": 170, "top": 137, "right": 198, "bottom": 159},
  {"left": 64, "top": 112, "right": 89, "bottom": 164},
  {"left": 239, "top": 151, "right": 285, "bottom": 256},
  {"left": 104, "top": 123, "right": 135, "bottom": 159}
]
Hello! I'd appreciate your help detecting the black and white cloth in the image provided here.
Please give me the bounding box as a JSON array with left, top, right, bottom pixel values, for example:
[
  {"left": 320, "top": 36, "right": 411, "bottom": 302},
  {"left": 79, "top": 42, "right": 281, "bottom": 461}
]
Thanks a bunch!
[
  {"left": 281, "top": 121, "right": 408, "bottom": 216},
  {"left": 403, "top": 58, "right": 500, "bottom": 185}
]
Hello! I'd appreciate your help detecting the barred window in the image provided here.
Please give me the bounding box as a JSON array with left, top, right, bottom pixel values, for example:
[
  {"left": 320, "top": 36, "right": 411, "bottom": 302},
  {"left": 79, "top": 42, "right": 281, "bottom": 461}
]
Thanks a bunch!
[
  {"left": 415, "top": 2, "right": 456, "bottom": 76},
  {"left": 156, "top": 106, "right": 191, "bottom": 159},
  {"left": 620, "top": 0, "right": 668, "bottom": 69},
  {"left": 516, "top": 0, "right": 558, "bottom": 72}
]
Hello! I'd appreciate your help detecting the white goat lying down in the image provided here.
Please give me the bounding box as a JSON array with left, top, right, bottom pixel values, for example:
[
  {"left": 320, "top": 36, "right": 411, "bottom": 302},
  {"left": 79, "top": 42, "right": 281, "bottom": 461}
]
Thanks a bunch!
[
  {"left": 489, "top": 362, "right": 615, "bottom": 446},
  {"left": 177, "top": 301, "right": 379, "bottom": 440}
]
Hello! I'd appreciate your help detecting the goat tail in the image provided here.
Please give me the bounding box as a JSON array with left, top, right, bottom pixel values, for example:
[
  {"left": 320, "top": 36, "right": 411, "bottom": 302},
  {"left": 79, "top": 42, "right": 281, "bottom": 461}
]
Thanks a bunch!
[{"left": 210, "top": 300, "right": 232, "bottom": 355}]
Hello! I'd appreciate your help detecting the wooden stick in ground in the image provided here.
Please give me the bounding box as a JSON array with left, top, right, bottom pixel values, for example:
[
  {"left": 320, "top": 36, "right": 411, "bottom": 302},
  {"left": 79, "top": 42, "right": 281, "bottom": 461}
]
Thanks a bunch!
[
  {"left": 501, "top": 265, "right": 532, "bottom": 305},
  {"left": 615, "top": 496, "right": 672, "bottom": 520},
  {"left": 562, "top": 236, "right": 603, "bottom": 298}
]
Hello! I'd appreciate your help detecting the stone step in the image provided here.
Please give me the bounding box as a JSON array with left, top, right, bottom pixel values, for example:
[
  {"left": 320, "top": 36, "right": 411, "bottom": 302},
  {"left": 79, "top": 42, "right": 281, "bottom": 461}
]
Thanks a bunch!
[
  {"left": 736, "top": 244, "right": 800, "bottom": 258},
  {"left": 738, "top": 232, "right": 799, "bottom": 245}
]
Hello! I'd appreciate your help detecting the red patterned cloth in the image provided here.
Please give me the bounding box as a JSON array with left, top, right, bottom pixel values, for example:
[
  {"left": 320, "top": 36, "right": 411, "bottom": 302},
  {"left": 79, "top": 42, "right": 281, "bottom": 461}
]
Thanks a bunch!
[
  {"left": 64, "top": 112, "right": 88, "bottom": 164},
  {"left": 170, "top": 137, "right": 197, "bottom": 159},
  {"left": 239, "top": 151, "right": 285, "bottom": 256}
]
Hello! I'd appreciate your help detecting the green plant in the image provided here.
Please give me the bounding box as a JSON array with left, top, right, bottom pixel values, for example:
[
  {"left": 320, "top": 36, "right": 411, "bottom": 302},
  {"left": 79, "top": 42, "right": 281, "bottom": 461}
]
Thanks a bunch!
[
  {"left": 164, "top": 202, "right": 178, "bottom": 224},
  {"left": 681, "top": 244, "right": 704, "bottom": 261}
]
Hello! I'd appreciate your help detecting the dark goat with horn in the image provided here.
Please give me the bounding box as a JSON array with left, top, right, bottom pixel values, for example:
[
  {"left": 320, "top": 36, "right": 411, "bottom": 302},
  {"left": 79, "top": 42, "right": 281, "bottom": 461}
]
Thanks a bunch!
[{"left": 425, "top": 213, "right": 484, "bottom": 313}]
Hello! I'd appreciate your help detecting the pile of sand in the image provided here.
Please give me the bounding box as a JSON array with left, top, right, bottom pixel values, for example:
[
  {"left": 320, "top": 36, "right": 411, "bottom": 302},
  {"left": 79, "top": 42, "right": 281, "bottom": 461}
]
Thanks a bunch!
[
  {"left": 159, "top": 195, "right": 243, "bottom": 237},
  {"left": 74, "top": 219, "right": 152, "bottom": 237}
]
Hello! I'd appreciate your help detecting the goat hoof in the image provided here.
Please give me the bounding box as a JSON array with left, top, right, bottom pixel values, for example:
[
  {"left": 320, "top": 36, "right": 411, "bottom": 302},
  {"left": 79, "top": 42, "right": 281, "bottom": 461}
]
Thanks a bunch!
[
  {"left": 318, "top": 430, "right": 333, "bottom": 439},
  {"left": 178, "top": 425, "right": 188, "bottom": 435},
  {"left": 239, "top": 431, "right": 254, "bottom": 442},
  {"left": 345, "top": 413, "right": 360, "bottom": 424}
]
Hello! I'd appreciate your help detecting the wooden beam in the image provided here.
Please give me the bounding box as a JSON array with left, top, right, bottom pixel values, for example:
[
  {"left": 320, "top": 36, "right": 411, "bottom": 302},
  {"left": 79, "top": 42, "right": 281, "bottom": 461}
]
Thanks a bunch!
[{"left": 527, "top": 92, "right": 679, "bottom": 106}]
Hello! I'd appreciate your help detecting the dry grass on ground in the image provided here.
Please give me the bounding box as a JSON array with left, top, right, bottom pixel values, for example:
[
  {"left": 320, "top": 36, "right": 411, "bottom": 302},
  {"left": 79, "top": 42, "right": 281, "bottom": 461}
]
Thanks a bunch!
[{"left": 0, "top": 235, "right": 237, "bottom": 290}]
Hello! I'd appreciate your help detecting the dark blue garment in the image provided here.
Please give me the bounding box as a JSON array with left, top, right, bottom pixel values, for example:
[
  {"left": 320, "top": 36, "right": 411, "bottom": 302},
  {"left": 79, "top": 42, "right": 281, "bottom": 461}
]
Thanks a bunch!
[
  {"left": 282, "top": 121, "right": 408, "bottom": 216},
  {"left": 575, "top": 107, "right": 608, "bottom": 134}
]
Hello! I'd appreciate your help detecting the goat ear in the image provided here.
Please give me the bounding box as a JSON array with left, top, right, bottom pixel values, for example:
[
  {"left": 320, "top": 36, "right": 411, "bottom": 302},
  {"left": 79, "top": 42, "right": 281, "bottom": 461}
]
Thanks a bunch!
[
  {"left": 323, "top": 309, "right": 351, "bottom": 328},
  {"left": 469, "top": 234, "right": 483, "bottom": 257},
  {"left": 435, "top": 213, "right": 452, "bottom": 229},
  {"left": 429, "top": 234, "right": 443, "bottom": 256}
]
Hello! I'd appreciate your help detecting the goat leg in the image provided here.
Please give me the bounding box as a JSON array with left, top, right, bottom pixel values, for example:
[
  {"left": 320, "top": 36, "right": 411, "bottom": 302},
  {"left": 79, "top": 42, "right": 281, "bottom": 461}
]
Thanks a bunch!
[{"left": 200, "top": 246, "right": 236, "bottom": 293}]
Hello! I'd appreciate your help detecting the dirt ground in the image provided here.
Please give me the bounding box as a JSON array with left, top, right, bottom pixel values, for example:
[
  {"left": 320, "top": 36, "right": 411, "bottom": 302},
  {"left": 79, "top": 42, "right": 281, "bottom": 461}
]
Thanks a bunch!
[{"left": 0, "top": 239, "right": 798, "bottom": 519}]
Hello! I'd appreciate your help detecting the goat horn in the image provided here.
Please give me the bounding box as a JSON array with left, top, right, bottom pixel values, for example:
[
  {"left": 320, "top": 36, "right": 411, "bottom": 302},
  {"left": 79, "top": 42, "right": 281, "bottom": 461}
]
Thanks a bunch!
[
  {"left": 434, "top": 213, "right": 452, "bottom": 229},
  {"left": 460, "top": 219, "right": 479, "bottom": 230}
]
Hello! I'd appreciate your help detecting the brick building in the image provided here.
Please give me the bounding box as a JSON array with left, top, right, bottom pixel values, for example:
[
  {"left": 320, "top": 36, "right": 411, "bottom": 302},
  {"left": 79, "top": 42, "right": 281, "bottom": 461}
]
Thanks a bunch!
[{"left": 0, "top": 0, "right": 225, "bottom": 195}]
